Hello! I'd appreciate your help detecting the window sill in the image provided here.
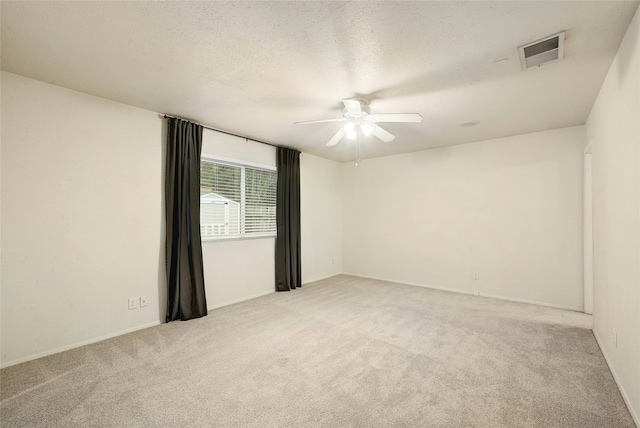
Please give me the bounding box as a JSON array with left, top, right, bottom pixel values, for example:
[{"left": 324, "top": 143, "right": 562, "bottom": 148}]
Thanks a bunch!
[{"left": 201, "top": 234, "right": 276, "bottom": 243}]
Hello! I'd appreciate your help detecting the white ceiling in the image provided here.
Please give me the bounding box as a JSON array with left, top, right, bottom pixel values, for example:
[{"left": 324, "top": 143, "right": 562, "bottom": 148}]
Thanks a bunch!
[{"left": 2, "top": 1, "right": 638, "bottom": 162}]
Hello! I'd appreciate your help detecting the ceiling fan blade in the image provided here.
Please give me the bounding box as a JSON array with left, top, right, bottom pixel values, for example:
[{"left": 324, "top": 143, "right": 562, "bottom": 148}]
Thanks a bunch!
[
  {"left": 294, "top": 118, "right": 346, "bottom": 125},
  {"left": 326, "top": 129, "right": 346, "bottom": 147},
  {"left": 372, "top": 113, "right": 422, "bottom": 123},
  {"left": 342, "top": 99, "right": 362, "bottom": 114},
  {"left": 371, "top": 124, "right": 396, "bottom": 142}
]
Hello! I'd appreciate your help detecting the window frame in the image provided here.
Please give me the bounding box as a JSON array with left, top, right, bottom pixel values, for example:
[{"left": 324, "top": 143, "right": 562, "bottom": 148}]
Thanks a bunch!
[{"left": 199, "top": 153, "right": 277, "bottom": 243}]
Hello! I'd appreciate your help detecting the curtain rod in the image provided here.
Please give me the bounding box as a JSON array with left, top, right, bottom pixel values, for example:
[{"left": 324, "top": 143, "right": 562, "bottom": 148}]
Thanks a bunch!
[{"left": 161, "top": 114, "right": 280, "bottom": 149}]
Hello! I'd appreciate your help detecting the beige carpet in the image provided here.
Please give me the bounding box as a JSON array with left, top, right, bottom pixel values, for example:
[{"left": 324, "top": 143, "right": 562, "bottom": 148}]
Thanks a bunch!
[{"left": 1, "top": 275, "right": 635, "bottom": 427}]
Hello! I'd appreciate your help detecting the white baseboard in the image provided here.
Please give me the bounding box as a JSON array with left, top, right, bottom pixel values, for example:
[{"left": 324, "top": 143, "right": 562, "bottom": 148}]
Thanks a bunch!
[
  {"left": 341, "top": 272, "right": 584, "bottom": 312},
  {"left": 303, "top": 273, "right": 342, "bottom": 286},
  {"left": 207, "top": 289, "right": 274, "bottom": 310},
  {"left": 2, "top": 289, "right": 277, "bottom": 369},
  {"left": 479, "top": 291, "right": 583, "bottom": 312},
  {"left": 207, "top": 274, "right": 341, "bottom": 309},
  {"left": 593, "top": 330, "right": 639, "bottom": 427},
  {"left": 2, "top": 289, "right": 280, "bottom": 369},
  {"left": 342, "top": 272, "right": 475, "bottom": 296},
  {"left": 1, "top": 320, "right": 161, "bottom": 369}
]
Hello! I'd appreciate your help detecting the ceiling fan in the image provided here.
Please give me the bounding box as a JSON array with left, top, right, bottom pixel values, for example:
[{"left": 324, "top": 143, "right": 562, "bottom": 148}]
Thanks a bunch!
[{"left": 294, "top": 98, "right": 422, "bottom": 147}]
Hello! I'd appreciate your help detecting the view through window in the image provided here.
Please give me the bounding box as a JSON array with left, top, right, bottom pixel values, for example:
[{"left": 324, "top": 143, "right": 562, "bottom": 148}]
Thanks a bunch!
[{"left": 200, "top": 158, "right": 276, "bottom": 239}]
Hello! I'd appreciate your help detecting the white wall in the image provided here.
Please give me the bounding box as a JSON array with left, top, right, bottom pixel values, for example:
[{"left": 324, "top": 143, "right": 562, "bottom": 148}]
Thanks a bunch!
[
  {"left": 1, "top": 71, "right": 165, "bottom": 366},
  {"left": 300, "top": 153, "right": 342, "bottom": 283},
  {"left": 585, "top": 7, "right": 640, "bottom": 424},
  {"left": 200, "top": 131, "right": 277, "bottom": 308},
  {"left": 342, "top": 126, "right": 585, "bottom": 310},
  {"left": 199, "top": 136, "right": 344, "bottom": 306},
  {"left": 0, "top": 70, "right": 3, "bottom": 359},
  {"left": 0, "top": 72, "right": 344, "bottom": 366}
]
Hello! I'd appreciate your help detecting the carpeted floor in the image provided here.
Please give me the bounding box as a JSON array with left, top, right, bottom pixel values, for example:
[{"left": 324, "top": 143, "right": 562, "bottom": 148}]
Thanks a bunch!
[{"left": 0, "top": 275, "right": 635, "bottom": 427}]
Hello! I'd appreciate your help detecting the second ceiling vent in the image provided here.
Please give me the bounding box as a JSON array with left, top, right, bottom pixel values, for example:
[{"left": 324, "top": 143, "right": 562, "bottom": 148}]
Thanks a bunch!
[{"left": 518, "top": 31, "right": 565, "bottom": 70}]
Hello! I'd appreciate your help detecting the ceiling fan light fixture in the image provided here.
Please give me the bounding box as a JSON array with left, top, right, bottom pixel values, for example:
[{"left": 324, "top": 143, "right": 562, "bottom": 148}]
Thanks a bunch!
[
  {"left": 347, "top": 130, "right": 357, "bottom": 140},
  {"left": 361, "top": 123, "right": 373, "bottom": 136},
  {"left": 343, "top": 121, "right": 356, "bottom": 133}
]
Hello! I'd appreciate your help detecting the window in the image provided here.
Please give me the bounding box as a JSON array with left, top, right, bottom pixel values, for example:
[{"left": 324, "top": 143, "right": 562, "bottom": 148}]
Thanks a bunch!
[{"left": 200, "top": 158, "right": 276, "bottom": 239}]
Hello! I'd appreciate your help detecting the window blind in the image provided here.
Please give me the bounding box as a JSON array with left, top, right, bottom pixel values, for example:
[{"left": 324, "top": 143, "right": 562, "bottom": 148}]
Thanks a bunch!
[{"left": 200, "top": 158, "right": 276, "bottom": 239}]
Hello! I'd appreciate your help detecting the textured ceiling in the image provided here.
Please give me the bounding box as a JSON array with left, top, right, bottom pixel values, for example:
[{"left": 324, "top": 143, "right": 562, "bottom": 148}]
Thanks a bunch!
[{"left": 2, "top": 1, "right": 638, "bottom": 162}]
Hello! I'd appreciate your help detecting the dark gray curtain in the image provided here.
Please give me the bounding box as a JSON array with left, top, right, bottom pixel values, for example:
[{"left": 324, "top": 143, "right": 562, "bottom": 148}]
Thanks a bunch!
[
  {"left": 165, "top": 117, "right": 208, "bottom": 321},
  {"left": 275, "top": 147, "right": 301, "bottom": 291}
]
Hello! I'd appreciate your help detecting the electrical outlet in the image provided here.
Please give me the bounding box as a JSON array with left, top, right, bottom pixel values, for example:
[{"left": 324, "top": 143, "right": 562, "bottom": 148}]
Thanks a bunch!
[
  {"left": 128, "top": 297, "right": 137, "bottom": 310},
  {"left": 472, "top": 272, "right": 479, "bottom": 280},
  {"left": 140, "top": 297, "right": 148, "bottom": 307},
  {"left": 613, "top": 330, "right": 617, "bottom": 348},
  {"left": 332, "top": 257, "right": 335, "bottom": 265}
]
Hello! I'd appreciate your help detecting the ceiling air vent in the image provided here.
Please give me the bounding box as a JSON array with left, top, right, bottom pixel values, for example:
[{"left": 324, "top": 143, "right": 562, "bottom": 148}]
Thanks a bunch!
[{"left": 518, "top": 31, "right": 565, "bottom": 70}]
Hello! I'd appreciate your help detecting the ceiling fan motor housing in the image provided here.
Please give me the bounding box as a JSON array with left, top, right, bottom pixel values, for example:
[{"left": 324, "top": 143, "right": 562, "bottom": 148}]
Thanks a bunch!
[{"left": 343, "top": 99, "right": 372, "bottom": 123}]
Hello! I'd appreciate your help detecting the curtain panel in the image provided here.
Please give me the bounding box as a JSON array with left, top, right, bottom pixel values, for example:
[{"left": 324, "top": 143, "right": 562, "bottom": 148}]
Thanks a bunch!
[
  {"left": 275, "top": 147, "right": 302, "bottom": 291},
  {"left": 165, "top": 117, "right": 208, "bottom": 321}
]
